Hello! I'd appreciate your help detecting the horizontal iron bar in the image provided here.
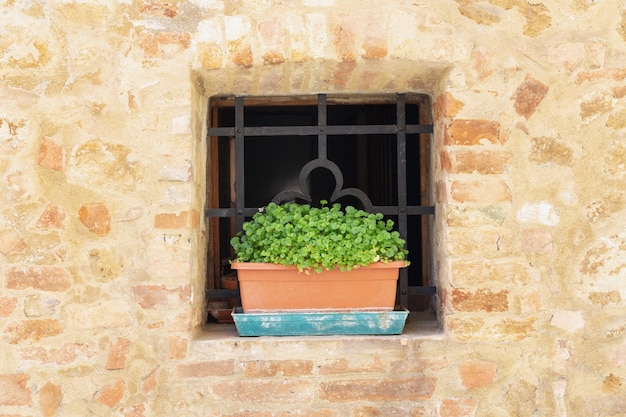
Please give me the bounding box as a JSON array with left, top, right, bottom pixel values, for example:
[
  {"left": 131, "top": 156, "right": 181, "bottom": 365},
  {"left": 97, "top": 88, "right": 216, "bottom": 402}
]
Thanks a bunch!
[
  {"left": 406, "top": 125, "right": 434, "bottom": 134},
  {"left": 407, "top": 286, "right": 437, "bottom": 296},
  {"left": 208, "top": 124, "right": 433, "bottom": 137},
  {"left": 205, "top": 208, "right": 236, "bottom": 217},
  {"left": 205, "top": 208, "right": 264, "bottom": 218},
  {"left": 207, "top": 127, "right": 234, "bottom": 136},
  {"left": 372, "top": 206, "right": 435, "bottom": 216},
  {"left": 206, "top": 205, "right": 435, "bottom": 218}
]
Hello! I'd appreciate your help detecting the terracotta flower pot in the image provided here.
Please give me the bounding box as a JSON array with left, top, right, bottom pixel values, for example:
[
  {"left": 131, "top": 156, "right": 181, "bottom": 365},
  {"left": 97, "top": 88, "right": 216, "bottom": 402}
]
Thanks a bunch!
[
  {"left": 231, "top": 261, "right": 405, "bottom": 313},
  {"left": 221, "top": 274, "right": 239, "bottom": 307}
]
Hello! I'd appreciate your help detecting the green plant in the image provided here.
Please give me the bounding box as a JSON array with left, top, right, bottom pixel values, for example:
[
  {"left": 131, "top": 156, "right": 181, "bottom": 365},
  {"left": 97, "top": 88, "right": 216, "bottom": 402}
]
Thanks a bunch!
[{"left": 230, "top": 201, "right": 409, "bottom": 273}]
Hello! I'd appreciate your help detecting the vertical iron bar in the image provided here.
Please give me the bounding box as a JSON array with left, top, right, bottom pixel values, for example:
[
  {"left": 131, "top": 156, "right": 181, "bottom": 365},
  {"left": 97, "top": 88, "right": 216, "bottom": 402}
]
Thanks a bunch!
[
  {"left": 235, "top": 96, "right": 245, "bottom": 232},
  {"left": 396, "top": 93, "right": 409, "bottom": 308},
  {"left": 318, "top": 94, "right": 327, "bottom": 159}
]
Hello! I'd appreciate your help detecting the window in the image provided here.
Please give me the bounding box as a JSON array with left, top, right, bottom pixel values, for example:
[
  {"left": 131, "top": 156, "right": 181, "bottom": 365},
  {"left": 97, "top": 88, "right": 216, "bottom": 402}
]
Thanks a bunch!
[{"left": 205, "top": 94, "right": 435, "bottom": 319}]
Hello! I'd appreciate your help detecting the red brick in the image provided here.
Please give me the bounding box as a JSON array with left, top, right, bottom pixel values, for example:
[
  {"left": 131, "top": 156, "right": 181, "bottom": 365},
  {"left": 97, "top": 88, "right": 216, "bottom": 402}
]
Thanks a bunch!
[
  {"left": 445, "top": 119, "right": 500, "bottom": 145},
  {"left": 434, "top": 93, "right": 465, "bottom": 120},
  {"left": 0, "top": 296, "right": 17, "bottom": 318},
  {"left": 141, "top": 366, "right": 159, "bottom": 395},
  {"left": 447, "top": 317, "right": 485, "bottom": 342},
  {"left": 154, "top": 209, "right": 199, "bottom": 229},
  {"left": 141, "top": 1, "right": 178, "bottom": 18},
  {"left": 331, "top": 61, "right": 357, "bottom": 88},
  {"left": 575, "top": 68, "right": 626, "bottom": 84},
  {"left": 36, "top": 205, "right": 65, "bottom": 229},
  {"left": 450, "top": 179, "right": 511, "bottom": 203},
  {"left": 442, "top": 150, "right": 512, "bottom": 174},
  {"left": 5, "top": 266, "right": 71, "bottom": 292},
  {"left": 320, "top": 377, "right": 436, "bottom": 402},
  {"left": 38, "top": 136, "right": 64, "bottom": 171},
  {"left": 78, "top": 203, "right": 111, "bottom": 236},
  {"left": 362, "top": 27, "right": 387, "bottom": 60},
  {"left": 19, "top": 342, "right": 97, "bottom": 364},
  {"left": 492, "top": 318, "right": 536, "bottom": 341},
  {"left": 174, "top": 360, "right": 234, "bottom": 378},
  {"left": 5, "top": 319, "right": 64, "bottom": 344},
  {"left": 580, "top": 95, "right": 612, "bottom": 122},
  {"left": 40, "top": 382, "right": 63, "bottom": 417},
  {"left": 212, "top": 380, "right": 313, "bottom": 402},
  {"left": 139, "top": 31, "right": 190, "bottom": 58},
  {"left": 132, "top": 284, "right": 191, "bottom": 308},
  {"left": 318, "top": 358, "right": 386, "bottom": 375},
  {"left": 613, "top": 86, "right": 626, "bottom": 98},
  {"left": 243, "top": 360, "right": 314, "bottom": 377},
  {"left": 167, "top": 336, "right": 188, "bottom": 360},
  {"left": 363, "top": 45, "right": 387, "bottom": 60},
  {"left": 452, "top": 288, "right": 509, "bottom": 312},
  {"left": 231, "top": 43, "right": 253, "bottom": 68},
  {"left": 106, "top": 337, "right": 130, "bottom": 370},
  {"left": 0, "top": 374, "right": 31, "bottom": 406},
  {"left": 472, "top": 48, "right": 495, "bottom": 80},
  {"left": 441, "top": 150, "right": 452, "bottom": 172},
  {"left": 450, "top": 318, "right": 535, "bottom": 343},
  {"left": 0, "top": 229, "right": 27, "bottom": 255},
  {"left": 530, "top": 136, "right": 573, "bottom": 166},
  {"left": 436, "top": 398, "right": 478, "bottom": 417},
  {"left": 522, "top": 228, "right": 553, "bottom": 253},
  {"left": 458, "top": 360, "right": 497, "bottom": 389},
  {"left": 93, "top": 377, "right": 125, "bottom": 408},
  {"left": 333, "top": 25, "right": 357, "bottom": 62},
  {"left": 512, "top": 76, "right": 549, "bottom": 119}
]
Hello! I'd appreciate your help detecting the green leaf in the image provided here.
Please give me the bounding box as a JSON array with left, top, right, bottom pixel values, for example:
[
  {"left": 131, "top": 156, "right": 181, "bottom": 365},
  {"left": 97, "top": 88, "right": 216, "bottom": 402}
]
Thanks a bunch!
[{"left": 229, "top": 201, "right": 408, "bottom": 272}]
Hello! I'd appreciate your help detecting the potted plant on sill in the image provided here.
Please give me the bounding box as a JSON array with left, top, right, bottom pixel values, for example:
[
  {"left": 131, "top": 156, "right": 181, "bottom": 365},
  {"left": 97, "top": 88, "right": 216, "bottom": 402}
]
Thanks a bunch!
[{"left": 229, "top": 201, "right": 409, "bottom": 314}]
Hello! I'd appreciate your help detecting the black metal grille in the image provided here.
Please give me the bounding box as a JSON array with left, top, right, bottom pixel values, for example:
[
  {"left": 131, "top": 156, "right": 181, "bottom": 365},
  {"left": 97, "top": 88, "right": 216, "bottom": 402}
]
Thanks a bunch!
[{"left": 206, "top": 93, "right": 436, "bottom": 308}]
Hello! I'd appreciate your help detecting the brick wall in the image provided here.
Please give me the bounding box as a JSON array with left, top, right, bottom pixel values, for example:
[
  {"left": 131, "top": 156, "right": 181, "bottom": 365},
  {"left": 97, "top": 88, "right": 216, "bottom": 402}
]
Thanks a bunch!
[{"left": 1, "top": 1, "right": 626, "bottom": 416}]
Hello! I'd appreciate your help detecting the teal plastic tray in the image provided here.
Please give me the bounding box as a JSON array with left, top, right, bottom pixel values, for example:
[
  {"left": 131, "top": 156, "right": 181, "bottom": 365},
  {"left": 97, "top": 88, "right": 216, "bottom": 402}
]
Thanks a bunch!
[{"left": 232, "top": 307, "right": 409, "bottom": 336}]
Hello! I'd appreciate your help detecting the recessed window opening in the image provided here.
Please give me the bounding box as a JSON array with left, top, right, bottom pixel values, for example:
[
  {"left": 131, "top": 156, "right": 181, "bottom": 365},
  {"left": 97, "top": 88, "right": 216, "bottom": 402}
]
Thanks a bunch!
[{"left": 205, "top": 94, "right": 435, "bottom": 322}]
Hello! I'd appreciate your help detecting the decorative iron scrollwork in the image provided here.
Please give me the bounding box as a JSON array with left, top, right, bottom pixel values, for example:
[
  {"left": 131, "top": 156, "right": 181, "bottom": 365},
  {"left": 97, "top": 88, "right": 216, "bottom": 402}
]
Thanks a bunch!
[{"left": 271, "top": 157, "right": 373, "bottom": 211}]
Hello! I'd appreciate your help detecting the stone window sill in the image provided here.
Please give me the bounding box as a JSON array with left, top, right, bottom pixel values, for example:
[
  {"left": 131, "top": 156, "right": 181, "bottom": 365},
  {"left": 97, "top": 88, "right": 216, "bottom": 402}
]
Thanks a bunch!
[{"left": 193, "top": 311, "right": 443, "bottom": 345}]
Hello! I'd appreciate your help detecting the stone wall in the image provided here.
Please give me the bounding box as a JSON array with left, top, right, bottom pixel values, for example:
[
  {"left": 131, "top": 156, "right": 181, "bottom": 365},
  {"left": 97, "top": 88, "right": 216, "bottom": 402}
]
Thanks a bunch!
[{"left": 1, "top": 0, "right": 626, "bottom": 416}]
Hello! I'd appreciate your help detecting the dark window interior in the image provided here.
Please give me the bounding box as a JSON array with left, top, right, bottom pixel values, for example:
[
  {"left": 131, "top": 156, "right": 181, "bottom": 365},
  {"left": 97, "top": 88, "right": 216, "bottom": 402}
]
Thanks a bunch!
[{"left": 206, "top": 95, "right": 434, "bottom": 320}]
